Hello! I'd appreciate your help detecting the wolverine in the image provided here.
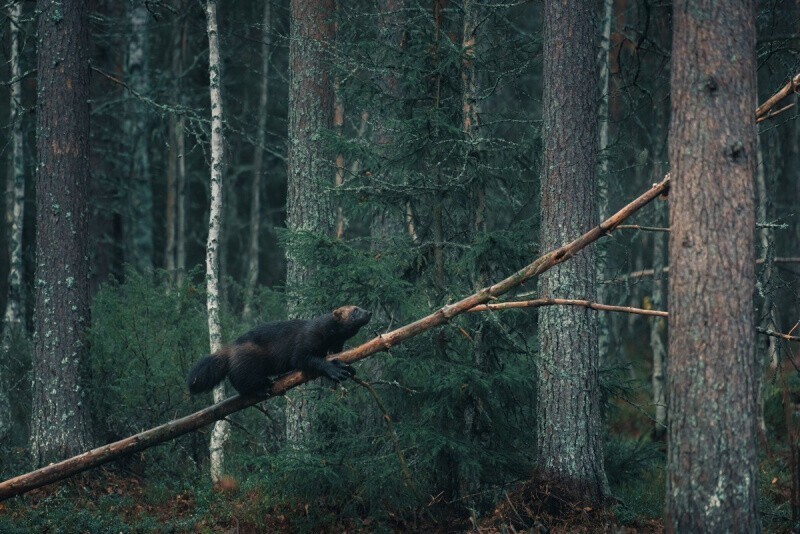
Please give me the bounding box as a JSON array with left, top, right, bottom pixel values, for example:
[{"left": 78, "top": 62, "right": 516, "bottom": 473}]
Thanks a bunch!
[{"left": 187, "top": 306, "right": 371, "bottom": 396}]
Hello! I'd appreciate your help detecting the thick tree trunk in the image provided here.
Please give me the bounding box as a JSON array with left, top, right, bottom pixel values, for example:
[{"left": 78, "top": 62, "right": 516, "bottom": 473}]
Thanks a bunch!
[
  {"left": 535, "top": 0, "right": 609, "bottom": 501},
  {"left": 204, "top": 0, "right": 229, "bottom": 483},
  {"left": 31, "top": 0, "right": 93, "bottom": 466},
  {"left": 243, "top": 1, "right": 272, "bottom": 319},
  {"left": 666, "top": 0, "right": 759, "bottom": 530},
  {"left": 123, "top": 0, "right": 153, "bottom": 272},
  {"left": 285, "top": 0, "right": 336, "bottom": 444}
]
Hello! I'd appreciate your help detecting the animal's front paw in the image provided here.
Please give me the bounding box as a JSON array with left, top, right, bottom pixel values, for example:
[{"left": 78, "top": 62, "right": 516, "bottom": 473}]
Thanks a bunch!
[{"left": 326, "top": 360, "right": 356, "bottom": 382}]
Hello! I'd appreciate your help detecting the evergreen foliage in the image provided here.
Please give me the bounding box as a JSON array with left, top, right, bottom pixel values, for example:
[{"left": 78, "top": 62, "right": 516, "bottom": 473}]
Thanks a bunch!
[{"left": 0, "top": 0, "right": 799, "bottom": 530}]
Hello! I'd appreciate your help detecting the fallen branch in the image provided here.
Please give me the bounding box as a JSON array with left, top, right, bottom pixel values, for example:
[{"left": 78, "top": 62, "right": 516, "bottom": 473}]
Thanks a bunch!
[{"left": 0, "top": 176, "right": 671, "bottom": 502}]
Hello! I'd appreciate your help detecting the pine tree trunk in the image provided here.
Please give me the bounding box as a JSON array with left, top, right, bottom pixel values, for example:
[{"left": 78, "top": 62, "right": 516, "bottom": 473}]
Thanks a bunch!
[
  {"left": 204, "top": 0, "right": 229, "bottom": 483},
  {"left": 123, "top": 0, "right": 153, "bottom": 272},
  {"left": 535, "top": 0, "right": 609, "bottom": 501},
  {"left": 285, "top": 0, "right": 336, "bottom": 444},
  {"left": 666, "top": 0, "right": 760, "bottom": 529},
  {"left": 31, "top": 0, "right": 92, "bottom": 466},
  {"left": 243, "top": 1, "right": 271, "bottom": 319}
]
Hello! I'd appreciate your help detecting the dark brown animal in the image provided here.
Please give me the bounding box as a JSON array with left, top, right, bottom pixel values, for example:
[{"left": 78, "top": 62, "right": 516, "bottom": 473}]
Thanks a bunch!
[{"left": 187, "top": 306, "right": 371, "bottom": 396}]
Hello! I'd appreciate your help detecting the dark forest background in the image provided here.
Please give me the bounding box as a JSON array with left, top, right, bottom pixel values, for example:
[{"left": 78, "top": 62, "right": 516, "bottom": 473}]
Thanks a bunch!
[{"left": 0, "top": 0, "right": 799, "bottom": 531}]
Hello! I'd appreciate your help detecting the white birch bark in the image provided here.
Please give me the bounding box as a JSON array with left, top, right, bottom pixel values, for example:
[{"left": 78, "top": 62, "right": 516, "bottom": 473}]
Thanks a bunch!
[
  {"left": 1, "top": 0, "right": 25, "bottom": 442},
  {"left": 5, "top": 1, "right": 25, "bottom": 332},
  {"left": 244, "top": 1, "right": 271, "bottom": 319},
  {"left": 205, "top": 0, "right": 229, "bottom": 483}
]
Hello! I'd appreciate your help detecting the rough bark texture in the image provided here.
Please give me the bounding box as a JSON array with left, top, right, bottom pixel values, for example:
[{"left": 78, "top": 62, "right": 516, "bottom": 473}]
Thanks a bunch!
[
  {"left": 666, "top": 0, "right": 760, "bottom": 530},
  {"left": 535, "top": 0, "right": 609, "bottom": 501},
  {"left": 123, "top": 0, "right": 153, "bottom": 272},
  {"left": 204, "top": 0, "right": 229, "bottom": 483},
  {"left": 285, "top": 0, "right": 336, "bottom": 443},
  {"left": 31, "top": 0, "right": 93, "bottom": 466}
]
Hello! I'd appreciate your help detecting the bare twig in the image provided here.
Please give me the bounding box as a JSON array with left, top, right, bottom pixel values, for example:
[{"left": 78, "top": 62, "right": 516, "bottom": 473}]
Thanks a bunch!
[
  {"left": 351, "top": 377, "right": 416, "bottom": 493},
  {"left": 467, "top": 298, "right": 667, "bottom": 317},
  {"left": 615, "top": 224, "right": 670, "bottom": 233},
  {"left": 757, "top": 328, "right": 800, "bottom": 343},
  {"left": 755, "top": 73, "right": 800, "bottom": 119}
]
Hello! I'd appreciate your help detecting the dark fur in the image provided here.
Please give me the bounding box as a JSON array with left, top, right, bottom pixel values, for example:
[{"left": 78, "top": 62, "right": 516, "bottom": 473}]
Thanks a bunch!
[{"left": 187, "top": 306, "right": 371, "bottom": 396}]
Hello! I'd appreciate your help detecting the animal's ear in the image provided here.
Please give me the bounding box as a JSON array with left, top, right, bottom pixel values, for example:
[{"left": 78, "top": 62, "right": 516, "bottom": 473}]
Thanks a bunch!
[{"left": 332, "top": 307, "right": 344, "bottom": 321}]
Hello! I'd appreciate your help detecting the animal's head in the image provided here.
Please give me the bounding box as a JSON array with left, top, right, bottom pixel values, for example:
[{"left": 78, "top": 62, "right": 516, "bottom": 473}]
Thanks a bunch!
[{"left": 332, "top": 306, "right": 372, "bottom": 330}]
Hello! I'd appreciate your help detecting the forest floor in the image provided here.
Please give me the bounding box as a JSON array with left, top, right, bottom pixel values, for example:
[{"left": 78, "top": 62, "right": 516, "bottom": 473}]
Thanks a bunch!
[{"left": 0, "top": 469, "right": 667, "bottom": 533}]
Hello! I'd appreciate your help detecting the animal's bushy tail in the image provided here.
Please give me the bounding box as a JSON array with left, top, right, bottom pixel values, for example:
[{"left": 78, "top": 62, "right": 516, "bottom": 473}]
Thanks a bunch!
[{"left": 187, "top": 350, "right": 229, "bottom": 394}]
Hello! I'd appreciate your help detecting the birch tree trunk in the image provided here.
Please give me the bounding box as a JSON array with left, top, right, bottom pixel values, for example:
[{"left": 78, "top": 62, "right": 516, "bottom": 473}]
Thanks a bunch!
[
  {"left": 123, "top": 0, "right": 153, "bottom": 272},
  {"left": 666, "top": 0, "right": 760, "bottom": 529},
  {"left": 5, "top": 1, "right": 25, "bottom": 333},
  {"left": 1, "top": 0, "right": 25, "bottom": 442},
  {"left": 285, "top": 0, "right": 336, "bottom": 444},
  {"left": 535, "top": 0, "right": 609, "bottom": 501},
  {"left": 243, "top": 1, "right": 272, "bottom": 319},
  {"left": 30, "top": 0, "right": 93, "bottom": 466},
  {"left": 205, "top": 0, "right": 229, "bottom": 483}
]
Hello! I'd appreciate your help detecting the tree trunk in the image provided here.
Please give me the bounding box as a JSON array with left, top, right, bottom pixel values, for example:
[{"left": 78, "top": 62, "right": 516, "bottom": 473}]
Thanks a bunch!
[
  {"left": 1, "top": 0, "right": 26, "bottom": 443},
  {"left": 535, "top": 0, "right": 609, "bottom": 501},
  {"left": 31, "top": 0, "right": 93, "bottom": 466},
  {"left": 285, "top": 0, "right": 336, "bottom": 444},
  {"left": 666, "top": 0, "right": 759, "bottom": 530},
  {"left": 204, "top": 0, "right": 229, "bottom": 483},
  {"left": 650, "top": 176, "right": 667, "bottom": 440},
  {"left": 165, "top": 16, "right": 183, "bottom": 274},
  {"left": 176, "top": 114, "right": 187, "bottom": 284},
  {"left": 123, "top": 0, "right": 153, "bottom": 272},
  {"left": 596, "top": 0, "right": 614, "bottom": 369},
  {"left": 243, "top": 1, "right": 272, "bottom": 319},
  {"left": 460, "top": 0, "right": 486, "bottom": 503}
]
